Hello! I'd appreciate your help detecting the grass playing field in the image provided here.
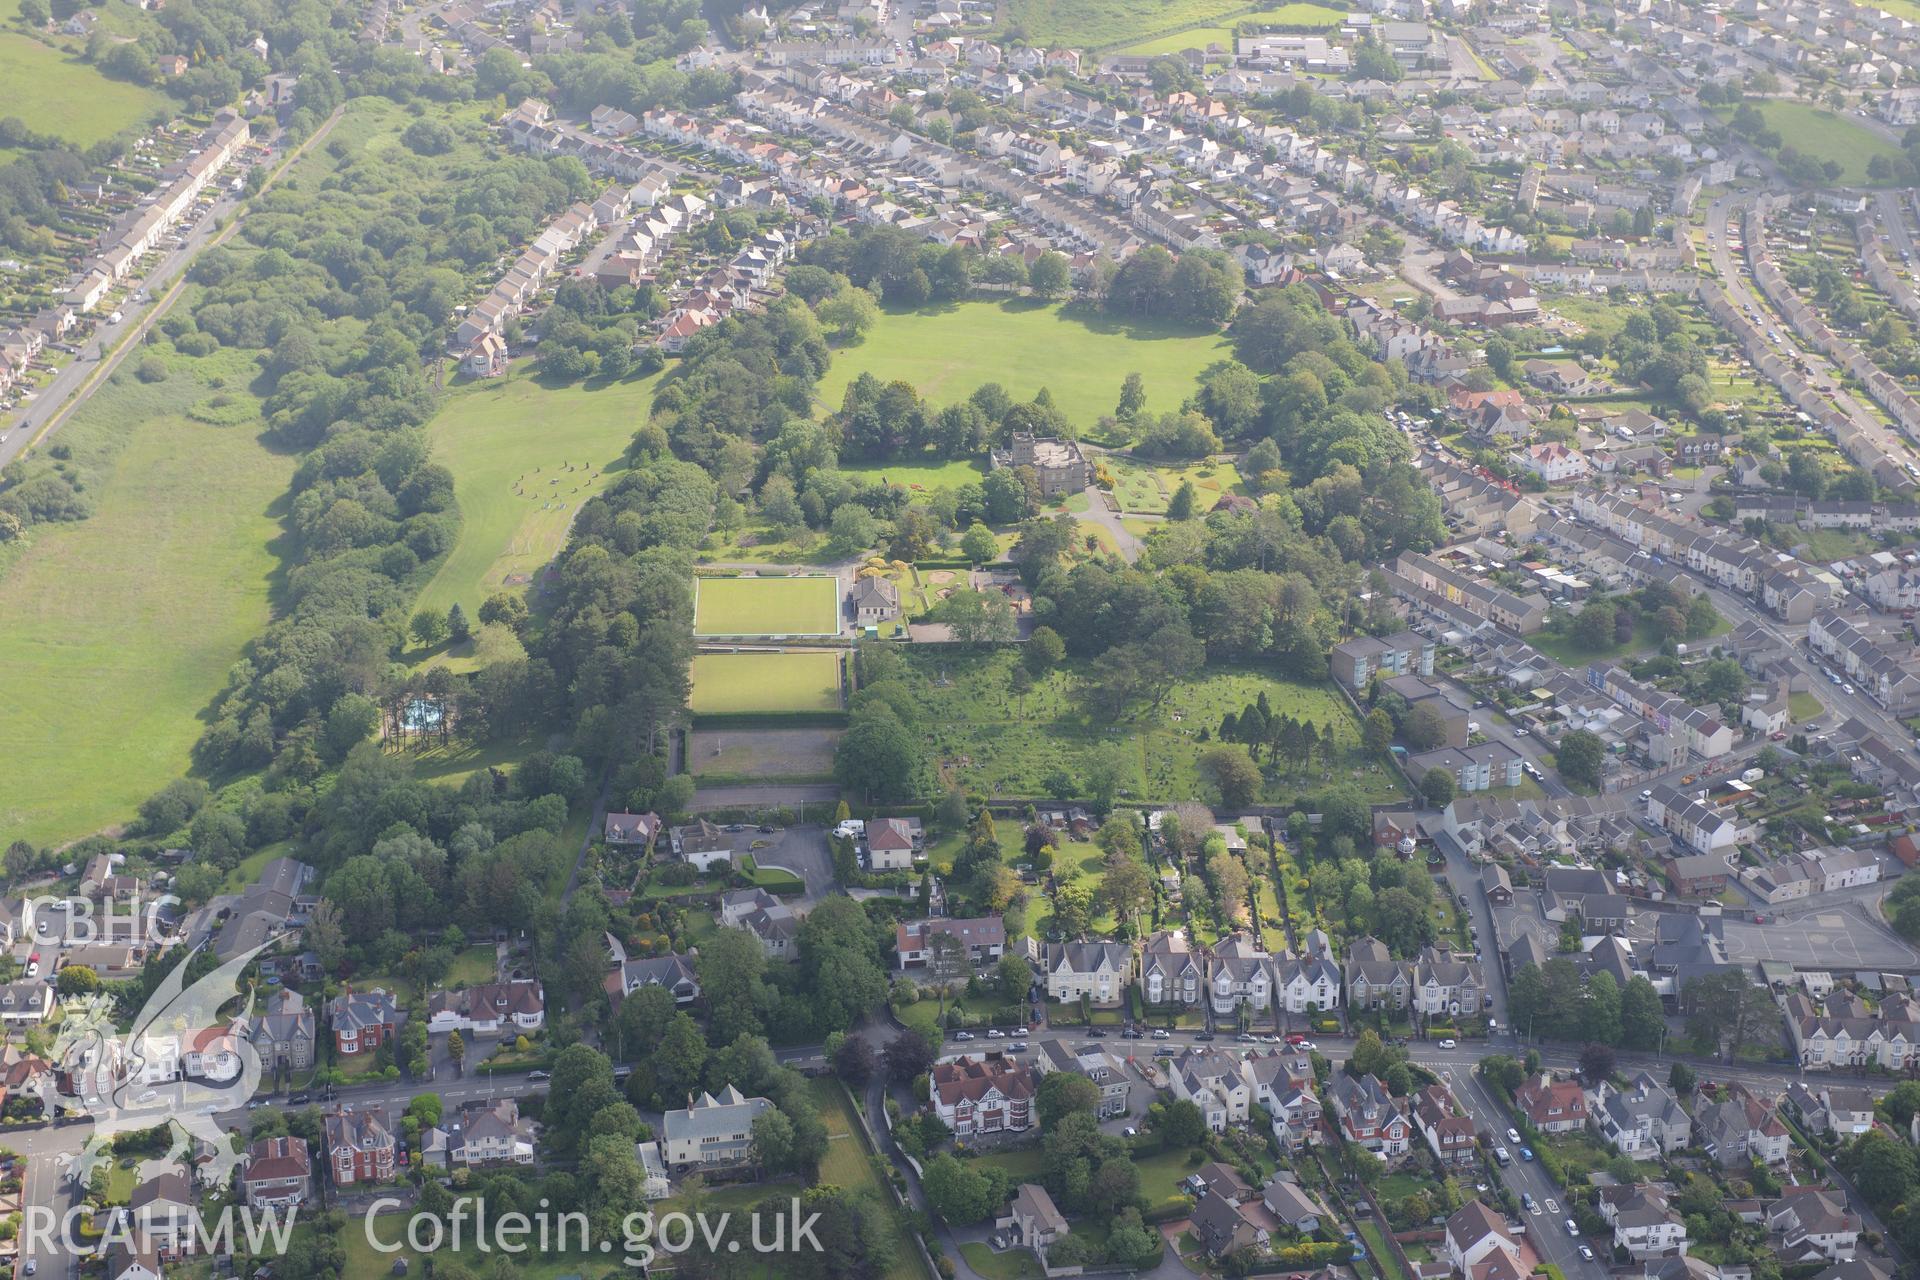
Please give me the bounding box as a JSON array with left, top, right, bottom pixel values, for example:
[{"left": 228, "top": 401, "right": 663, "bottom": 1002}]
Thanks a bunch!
[
  {"left": 0, "top": 31, "right": 170, "bottom": 149},
  {"left": 815, "top": 300, "right": 1232, "bottom": 433},
  {"left": 1117, "top": 1, "right": 1344, "bottom": 53},
  {"left": 411, "top": 363, "right": 662, "bottom": 641},
  {"left": 996, "top": 0, "right": 1254, "bottom": 48},
  {"left": 1716, "top": 101, "right": 1903, "bottom": 186},
  {"left": 689, "top": 651, "right": 845, "bottom": 714},
  {"left": 0, "top": 355, "right": 294, "bottom": 844},
  {"left": 693, "top": 575, "right": 841, "bottom": 636}
]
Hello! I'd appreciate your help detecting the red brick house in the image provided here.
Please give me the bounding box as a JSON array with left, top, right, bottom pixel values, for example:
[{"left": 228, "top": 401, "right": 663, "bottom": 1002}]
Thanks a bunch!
[
  {"left": 1514, "top": 1073, "right": 1589, "bottom": 1133},
  {"left": 931, "top": 1054, "right": 1035, "bottom": 1137},
  {"left": 325, "top": 1104, "right": 395, "bottom": 1185},
  {"left": 325, "top": 988, "right": 402, "bottom": 1056}
]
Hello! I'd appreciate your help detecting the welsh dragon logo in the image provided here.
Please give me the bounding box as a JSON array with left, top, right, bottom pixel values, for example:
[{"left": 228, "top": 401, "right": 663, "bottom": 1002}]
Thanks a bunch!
[{"left": 49, "top": 943, "right": 268, "bottom": 1190}]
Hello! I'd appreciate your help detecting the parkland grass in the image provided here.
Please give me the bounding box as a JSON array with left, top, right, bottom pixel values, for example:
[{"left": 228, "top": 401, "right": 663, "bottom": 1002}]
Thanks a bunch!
[
  {"left": 904, "top": 651, "right": 1403, "bottom": 805},
  {"left": 816, "top": 300, "right": 1232, "bottom": 433},
  {"left": 412, "top": 364, "right": 662, "bottom": 630},
  {"left": 0, "top": 32, "right": 170, "bottom": 149},
  {"left": 693, "top": 575, "right": 840, "bottom": 636},
  {"left": 0, "top": 361, "right": 294, "bottom": 845},
  {"left": 838, "top": 457, "right": 988, "bottom": 494},
  {"left": 1716, "top": 101, "right": 1903, "bottom": 185},
  {"left": 1118, "top": 1, "right": 1344, "bottom": 52},
  {"left": 996, "top": 0, "right": 1257, "bottom": 48},
  {"left": 689, "top": 651, "right": 844, "bottom": 714}
]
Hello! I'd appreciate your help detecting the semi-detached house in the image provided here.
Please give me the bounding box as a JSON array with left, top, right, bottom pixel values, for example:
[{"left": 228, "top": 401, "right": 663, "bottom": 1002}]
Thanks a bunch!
[
  {"left": 1038, "top": 940, "right": 1131, "bottom": 1006},
  {"left": 1591, "top": 1072, "right": 1691, "bottom": 1156}
]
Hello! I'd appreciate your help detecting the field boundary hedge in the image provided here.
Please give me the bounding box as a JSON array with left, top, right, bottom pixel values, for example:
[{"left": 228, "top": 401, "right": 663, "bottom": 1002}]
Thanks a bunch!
[{"left": 688, "top": 710, "right": 850, "bottom": 728}]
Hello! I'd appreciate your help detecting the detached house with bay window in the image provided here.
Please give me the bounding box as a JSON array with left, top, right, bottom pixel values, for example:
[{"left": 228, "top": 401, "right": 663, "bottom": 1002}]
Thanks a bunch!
[
  {"left": 1514, "top": 1073, "right": 1588, "bottom": 1133},
  {"left": 932, "top": 1053, "right": 1036, "bottom": 1137},
  {"left": 325, "top": 989, "right": 402, "bottom": 1056},
  {"left": 1591, "top": 1071, "right": 1691, "bottom": 1156},
  {"left": 1039, "top": 940, "right": 1131, "bottom": 1006},
  {"left": 1328, "top": 1072, "right": 1411, "bottom": 1158}
]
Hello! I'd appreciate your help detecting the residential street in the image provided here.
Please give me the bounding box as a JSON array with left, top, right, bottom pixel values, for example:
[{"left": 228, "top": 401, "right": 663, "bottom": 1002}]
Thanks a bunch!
[{"left": 1, "top": 108, "right": 345, "bottom": 472}]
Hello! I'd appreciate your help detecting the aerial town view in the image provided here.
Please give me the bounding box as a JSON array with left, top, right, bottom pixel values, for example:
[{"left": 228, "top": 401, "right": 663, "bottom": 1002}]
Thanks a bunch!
[{"left": 13, "top": 0, "right": 1920, "bottom": 1277}]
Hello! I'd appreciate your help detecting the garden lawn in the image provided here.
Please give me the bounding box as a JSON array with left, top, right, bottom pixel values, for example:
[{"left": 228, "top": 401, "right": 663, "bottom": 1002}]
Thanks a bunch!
[
  {"left": 839, "top": 458, "right": 988, "bottom": 495},
  {"left": 1531, "top": 615, "right": 1665, "bottom": 666},
  {"left": 0, "top": 369, "right": 293, "bottom": 846},
  {"left": 970, "top": 1147, "right": 1050, "bottom": 1182},
  {"left": 412, "top": 364, "right": 661, "bottom": 646},
  {"left": 1132, "top": 1147, "right": 1205, "bottom": 1213},
  {"left": 1789, "top": 691, "right": 1825, "bottom": 722},
  {"left": 1104, "top": 456, "right": 1246, "bottom": 514},
  {"left": 960, "top": 1244, "right": 1043, "bottom": 1280},
  {"left": 809, "top": 1079, "right": 928, "bottom": 1280},
  {"left": 338, "top": 1213, "right": 600, "bottom": 1279},
  {"left": 1358, "top": 1222, "right": 1408, "bottom": 1280},
  {"left": 816, "top": 301, "right": 1232, "bottom": 433},
  {"left": 0, "top": 33, "right": 169, "bottom": 149},
  {"left": 1715, "top": 101, "right": 1903, "bottom": 185},
  {"left": 693, "top": 575, "right": 841, "bottom": 636},
  {"left": 1026, "top": 842, "right": 1118, "bottom": 940},
  {"left": 689, "top": 651, "right": 844, "bottom": 714}
]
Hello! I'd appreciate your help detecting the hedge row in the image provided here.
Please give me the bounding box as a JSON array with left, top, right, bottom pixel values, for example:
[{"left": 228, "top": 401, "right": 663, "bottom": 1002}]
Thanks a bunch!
[{"left": 689, "top": 711, "right": 850, "bottom": 728}]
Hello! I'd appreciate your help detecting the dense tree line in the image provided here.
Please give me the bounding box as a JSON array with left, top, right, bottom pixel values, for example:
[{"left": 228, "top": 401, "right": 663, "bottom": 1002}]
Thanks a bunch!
[{"left": 189, "top": 123, "right": 591, "bottom": 776}]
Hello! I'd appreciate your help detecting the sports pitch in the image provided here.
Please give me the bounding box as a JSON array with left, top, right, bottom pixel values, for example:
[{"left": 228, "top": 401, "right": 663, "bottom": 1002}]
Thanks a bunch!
[
  {"left": 689, "top": 652, "right": 845, "bottom": 714},
  {"left": 693, "top": 575, "right": 840, "bottom": 636}
]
